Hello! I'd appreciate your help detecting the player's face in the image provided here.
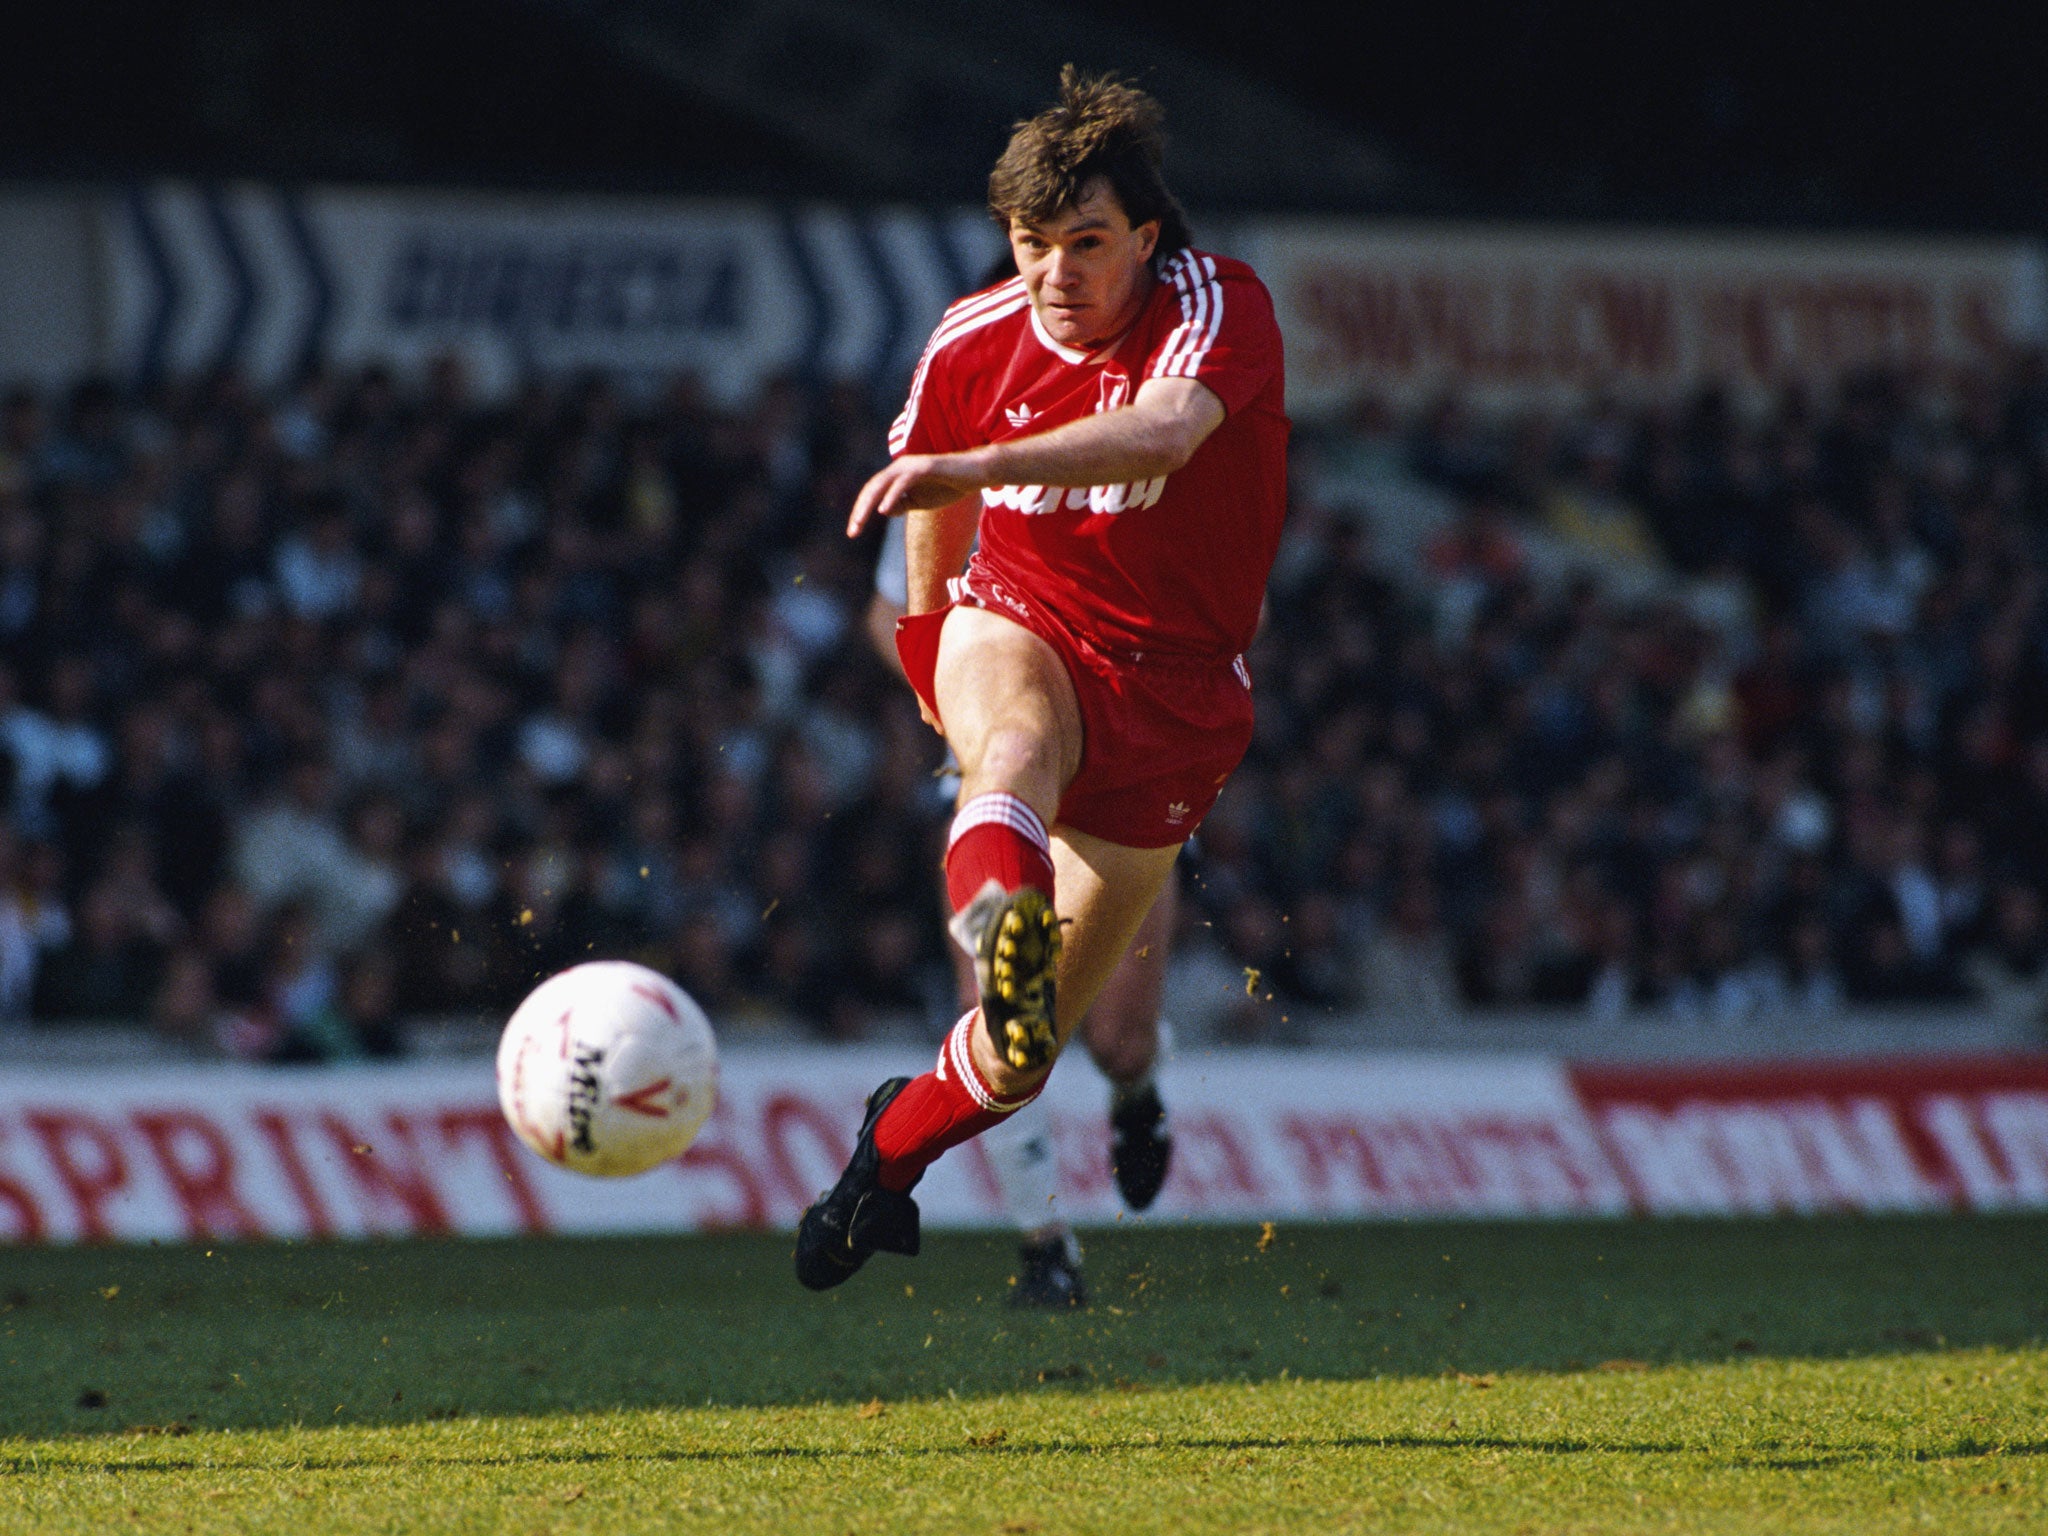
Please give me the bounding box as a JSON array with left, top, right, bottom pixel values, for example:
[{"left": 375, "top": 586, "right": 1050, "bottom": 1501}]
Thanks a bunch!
[{"left": 1009, "top": 180, "right": 1160, "bottom": 353}]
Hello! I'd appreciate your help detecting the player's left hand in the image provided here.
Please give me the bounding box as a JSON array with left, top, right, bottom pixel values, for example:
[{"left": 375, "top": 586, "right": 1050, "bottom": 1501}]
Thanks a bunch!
[{"left": 847, "top": 455, "right": 982, "bottom": 536}]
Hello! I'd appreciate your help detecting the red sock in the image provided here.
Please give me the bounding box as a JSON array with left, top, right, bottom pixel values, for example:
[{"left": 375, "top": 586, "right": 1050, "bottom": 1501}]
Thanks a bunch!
[
  {"left": 944, "top": 792, "right": 1056, "bottom": 916},
  {"left": 873, "top": 1013, "right": 1043, "bottom": 1191}
]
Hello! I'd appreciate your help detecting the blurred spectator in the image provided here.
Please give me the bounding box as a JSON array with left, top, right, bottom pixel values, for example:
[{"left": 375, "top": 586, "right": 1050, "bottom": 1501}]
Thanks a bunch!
[
  {"left": 0, "top": 826, "right": 65, "bottom": 1020},
  {"left": 1962, "top": 880, "right": 2048, "bottom": 1030},
  {"left": 1359, "top": 879, "right": 1460, "bottom": 1025},
  {"left": 1772, "top": 912, "right": 1844, "bottom": 1017},
  {"left": 32, "top": 877, "right": 163, "bottom": 1021},
  {"left": 151, "top": 945, "right": 219, "bottom": 1048},
  {"left": 1, "top": 656, "right": 111, "bottom": 837},
  {"left": 273, "top": 490, "right": 363, "bottom": 619},
  {"left": 231, "top": 754, "right": 402, "bottom": 955}
]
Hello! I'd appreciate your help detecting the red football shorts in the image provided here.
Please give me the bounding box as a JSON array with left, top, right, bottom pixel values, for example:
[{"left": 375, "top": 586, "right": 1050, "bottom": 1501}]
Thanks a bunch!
[{"left": 895, "top": 567, "right": 1255, "bottom": 850}]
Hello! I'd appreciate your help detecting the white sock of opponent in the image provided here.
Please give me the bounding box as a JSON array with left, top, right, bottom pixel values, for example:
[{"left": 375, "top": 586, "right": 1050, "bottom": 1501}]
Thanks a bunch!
[{"left": 980, "top": 1094, "right": 1066, "bottom": 1241}]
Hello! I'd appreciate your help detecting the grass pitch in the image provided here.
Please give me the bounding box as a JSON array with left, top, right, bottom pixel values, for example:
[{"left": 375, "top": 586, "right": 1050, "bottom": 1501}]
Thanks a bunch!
[{"left": 0, "top": 1216, "right": 2042, "bottom": 1534}]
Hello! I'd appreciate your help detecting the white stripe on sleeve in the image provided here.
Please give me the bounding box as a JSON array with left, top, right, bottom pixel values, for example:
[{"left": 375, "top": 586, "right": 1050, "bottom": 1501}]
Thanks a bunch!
[
  {"left": 1153, "top": 251, "right": 1224, "bottom": 381},
  {"left": 889, "top": 281, "right": 1028, "bottom": 455}
]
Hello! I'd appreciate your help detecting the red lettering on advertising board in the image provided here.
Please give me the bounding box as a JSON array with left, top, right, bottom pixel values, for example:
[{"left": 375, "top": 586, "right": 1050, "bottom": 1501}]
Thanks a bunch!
[
  {"left": 0, "top": 1124, "right": 47, "bottom": 1242},
  {"left": 252, "top": 1109, "right": 336, "bottom": 1237},
  {"left": 1356, "top": 1118, "right": 1460, "bottom": 1208},
  {"left": 1172, "top": 1112, "right": 1263, "bottom": 1204},
  {"left": 1281, "top": 1114, "right": 1360, "bottom": 1206},
  {"left": 1463, "top": 1118, "right": 1615, "bottom": 1209},
  {"left": 437, "top": 1108, "right": 550, "bottom": 1233},
  {"left": 317, "top": 1112, "right": 451, "bottom": 1234},
  {"left": 758, "top": 1093, "right": 852, "bottom": 1214},
  {"left": 1599, "top": 1101, "right": 1937, "bottom": 1214},
  {"left": 1298, "top": 264, "right": 1680, "bottom": 388},
  {"left": 1980, "top": 1092, "right": 2048, "bottom": 1201},
  {"left": 24, "top": 1109, "right": 128, "bottom": 1240},
  {"left": 1700, "top": 279, "right": 1940, "bottom": 383},
  {"left": 1918, "top": 1090, "right": 2048, "bottom": 1208},
  {"left": 1290, "top": 245, "right": 2020, "bottom": 408},
  {"left": 675, "top": 1096, "right": 770, "bottom": 1229},
  {"left": 1301, "top": 268, "right": 1412, "bottom": 373},
  {"left": 1571, "top": 1057, "right": 2048, "bottom": 1215},
  {"left": 131, "top": 1110, "right": 265, "bottom": 1240},
  {"left": 1411, "top": 273, "right": 1499, "bottom": 376},
  {"left": 1051, "top": 1115, "right": 1113, "bottom": 1201},
  {"left": 1585, "top": 274, "right": 1678, "bottom": 377},
  {"left": 960, "top": 1137, "right": 1005, "bottom": 1210},
  {"left": 1919, "top": 1095, "right": 2011, "bottom": 1207}
]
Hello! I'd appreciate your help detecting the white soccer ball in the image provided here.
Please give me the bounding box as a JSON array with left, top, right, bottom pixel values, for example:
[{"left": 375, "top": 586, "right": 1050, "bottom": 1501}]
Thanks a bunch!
[{"left": 496, "top": 960, "right": 718, "bottom": 1177}]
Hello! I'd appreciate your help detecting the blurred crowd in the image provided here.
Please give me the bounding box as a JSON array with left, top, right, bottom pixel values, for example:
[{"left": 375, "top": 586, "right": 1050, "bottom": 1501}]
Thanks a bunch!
[
  {"left": 2, "top": 349, "right": 2047, "bottom": 1059},
  {"left": 1219, "top": 361, "right": 2048, "bottom": 1036}
]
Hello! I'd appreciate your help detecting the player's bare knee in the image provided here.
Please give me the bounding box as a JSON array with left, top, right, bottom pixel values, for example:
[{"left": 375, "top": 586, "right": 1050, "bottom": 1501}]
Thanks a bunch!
[
  {"left": 1083, "top": 1001, "right": 1158, "bottom": 1083},
  {"left": 962, "top": 725, "right": 1064, "bottom": 817},
  {"left": 1087, "top": 1025, "right": 1156, "bottom": 1087}
]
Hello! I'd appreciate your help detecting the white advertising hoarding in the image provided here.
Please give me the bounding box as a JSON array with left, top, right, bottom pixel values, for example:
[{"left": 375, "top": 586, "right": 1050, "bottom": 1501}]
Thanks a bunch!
[
  {"left": 89, "top": 184, "right": 2048, "bottom": 419},
  {"left": 99, "top": 184, "right": 1006, "bottom": 404},
  {"left": 0, "top": 1048, "right": 2043, "bottom": 1244}
]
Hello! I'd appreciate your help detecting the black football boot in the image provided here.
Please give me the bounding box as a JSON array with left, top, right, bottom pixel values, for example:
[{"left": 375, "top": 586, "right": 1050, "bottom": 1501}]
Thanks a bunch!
[
  {"left": 793, "top": 1076, "right": 922, "bottom": 1291},
  {"left": 1110, "top": 1080, "right": 1172, "bottom": 1211},
  {"left": 1008, "top": 1233, "right": 1089, "bottom": 1309}
]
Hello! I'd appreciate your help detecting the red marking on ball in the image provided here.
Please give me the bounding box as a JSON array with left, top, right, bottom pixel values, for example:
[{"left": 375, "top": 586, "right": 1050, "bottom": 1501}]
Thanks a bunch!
[
  {"left": 612, "top": 1077, "right": 674, "bottom": 1119},
  {"left": 630, "top": 983, "right": 681, "bottom": 1023}
]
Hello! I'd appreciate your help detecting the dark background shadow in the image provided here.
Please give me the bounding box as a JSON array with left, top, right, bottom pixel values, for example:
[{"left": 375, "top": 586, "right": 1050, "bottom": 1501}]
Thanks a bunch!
[{"left": 1, "top": 1215, "right": 2042, "bottom": 1439}]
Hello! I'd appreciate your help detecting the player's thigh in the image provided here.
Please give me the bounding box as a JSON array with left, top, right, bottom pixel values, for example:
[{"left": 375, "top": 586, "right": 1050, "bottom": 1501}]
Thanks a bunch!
[
  {"left": 1079, "top": 872, "right": 1174, "bottom": 1078},
  {"left": 1047, "top": 826, "right": 1180, "bottom": 1040},
  {"left": 933, "top": 605, "right": 1083, "bottom": 804}
]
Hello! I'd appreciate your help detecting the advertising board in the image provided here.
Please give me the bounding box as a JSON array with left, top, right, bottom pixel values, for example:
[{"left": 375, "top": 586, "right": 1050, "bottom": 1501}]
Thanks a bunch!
[
  {"left": 0, "top": 1049, "right": 2041, "bottom": 1243},
  {"left": 1244, "top": 221, "right": 2048, "bottom": 413}
]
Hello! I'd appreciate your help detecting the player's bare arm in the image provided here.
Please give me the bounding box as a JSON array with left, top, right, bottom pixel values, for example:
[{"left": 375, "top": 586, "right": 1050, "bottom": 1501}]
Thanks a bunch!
[
  {"left": 846, "top": 378, "right": 1223, "bottom": 535},
  {"left": 978, "top": 375, "right": 1224, "bottom": 485}
]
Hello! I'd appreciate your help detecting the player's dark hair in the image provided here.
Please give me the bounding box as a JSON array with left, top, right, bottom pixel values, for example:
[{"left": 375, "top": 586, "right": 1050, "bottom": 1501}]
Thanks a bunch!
[{"left": 988, "top": 66, "right": 1192, "bottom": 257}]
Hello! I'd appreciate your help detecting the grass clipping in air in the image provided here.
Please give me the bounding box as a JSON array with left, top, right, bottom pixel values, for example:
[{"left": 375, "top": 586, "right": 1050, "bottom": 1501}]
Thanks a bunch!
[{"left": 0, "top": 1217, "right": 2042, "bottom": 1533}]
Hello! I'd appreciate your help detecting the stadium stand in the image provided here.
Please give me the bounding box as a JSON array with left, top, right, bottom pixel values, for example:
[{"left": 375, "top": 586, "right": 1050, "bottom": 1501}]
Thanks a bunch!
[{"left": 0, "top": 354, "right": 2045, "bottom": 1061}]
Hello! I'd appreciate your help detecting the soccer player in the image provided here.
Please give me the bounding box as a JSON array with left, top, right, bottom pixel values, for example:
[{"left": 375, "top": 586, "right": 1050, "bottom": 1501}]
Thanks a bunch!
[
  {"left": 796, "top": 67, "right": 1287, "bottom": 1290},
  {"left": 866, "top": 509, "right": 1177, "bottom": 1307}
]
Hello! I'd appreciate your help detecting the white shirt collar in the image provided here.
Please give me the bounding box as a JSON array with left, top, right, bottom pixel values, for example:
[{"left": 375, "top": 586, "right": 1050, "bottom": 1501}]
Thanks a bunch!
[
  {"left": 1027, "top": 303, "right": 1091, "bottom": 365},
  {"left": 1025, "top": 273, "right": 1161, "bottom": 367}
]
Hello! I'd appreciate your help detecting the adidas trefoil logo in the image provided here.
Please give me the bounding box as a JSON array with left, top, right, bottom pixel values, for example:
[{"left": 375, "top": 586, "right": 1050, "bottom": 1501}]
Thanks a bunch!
[
  {"left": 1005, "top": 402, "right": 1035, "bottom": 430},
  {"left": 1165, "top": 801, "right": 1190, "bottom": 824}
]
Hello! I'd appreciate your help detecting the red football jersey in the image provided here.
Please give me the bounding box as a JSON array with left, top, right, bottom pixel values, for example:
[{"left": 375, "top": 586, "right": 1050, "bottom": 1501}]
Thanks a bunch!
[{"left": 889, "top": 249, "right": 1289, "bottom": 661}]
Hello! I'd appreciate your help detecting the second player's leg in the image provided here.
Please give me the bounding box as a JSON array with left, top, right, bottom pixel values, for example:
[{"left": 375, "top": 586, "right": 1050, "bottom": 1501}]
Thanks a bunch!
[
  {"left": 1050, "top": 827, "right": 1180, "bottom": 1046},
  {"left": 1080, "top": 873, "right": 1176, "bottom": 1212},
  {"left": 1079, "top": 871, "right": 1174, "bottom": 1085}
]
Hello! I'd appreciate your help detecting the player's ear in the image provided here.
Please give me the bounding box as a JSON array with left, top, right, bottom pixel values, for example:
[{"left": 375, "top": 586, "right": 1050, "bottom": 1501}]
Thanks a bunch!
[{"left": 1134, "top": 220, "right": 1159, "bottom": 263}]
